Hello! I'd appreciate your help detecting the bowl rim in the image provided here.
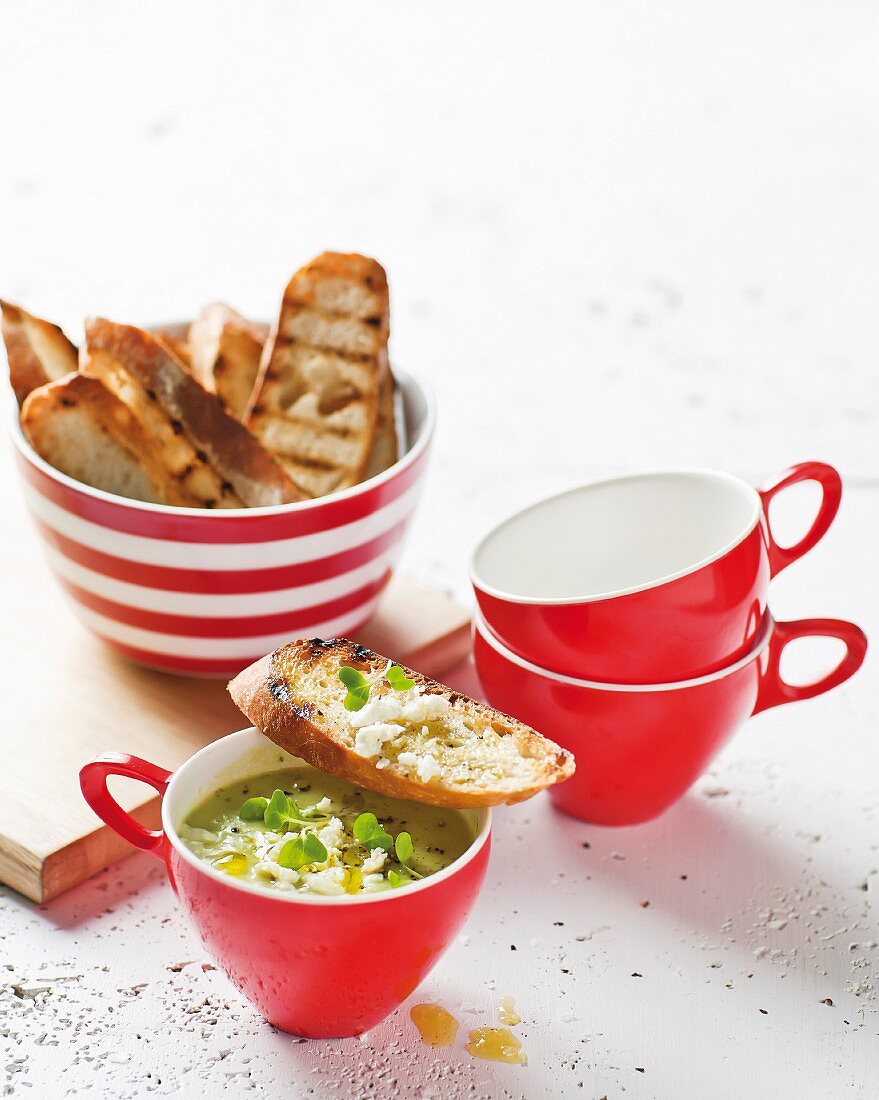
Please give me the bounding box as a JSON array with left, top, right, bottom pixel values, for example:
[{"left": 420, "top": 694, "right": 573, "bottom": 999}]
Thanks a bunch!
[
  {"left": 162, "top": 727, "right": 492, "bottom": 906},
  {"left": 469, "top": 468, "right": 762, "bottom": 605},
  {"left": 474, "top": 607, "right": 774, "bottom": 692},
  {"left": 8, "top": 365, "right": 435, "bottom": 518}
]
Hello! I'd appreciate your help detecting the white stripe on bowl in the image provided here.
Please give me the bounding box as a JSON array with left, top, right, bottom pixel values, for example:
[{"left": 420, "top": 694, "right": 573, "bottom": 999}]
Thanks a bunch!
[
  {"left": 23, "top": 480, "right": 424, "bottom": 569},
  {"left": 43, "top": 544, "right": 400, "bottom": 617},
  {"left": 70, "top": 599, "right": 383, "bottom": 659}
]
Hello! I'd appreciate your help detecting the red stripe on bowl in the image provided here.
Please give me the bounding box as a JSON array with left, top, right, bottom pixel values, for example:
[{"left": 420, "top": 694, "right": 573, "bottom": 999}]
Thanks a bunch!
[
  {"left": 16, "top": 439, "right": 430, "bottom": 544},
  {"left": 93, "top": 637, "right": 287, "bottom": 678},
  {"left": 32, "top": 518, "right": 409, "bottom": 594},
  {"left": 55, "top": 573, "right": 391, "bottom": 638}
]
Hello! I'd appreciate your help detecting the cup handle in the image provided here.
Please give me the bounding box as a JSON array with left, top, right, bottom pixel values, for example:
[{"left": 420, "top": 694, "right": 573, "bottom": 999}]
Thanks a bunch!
[
  {"left": 758, "top": 461, "right": 842, "bottom": 577},
  {"left": 753, "top": 618, "right": 867, "bottom": 715},
  {"left": 80, "top": 752, "right": 172, "bottom": 858}
]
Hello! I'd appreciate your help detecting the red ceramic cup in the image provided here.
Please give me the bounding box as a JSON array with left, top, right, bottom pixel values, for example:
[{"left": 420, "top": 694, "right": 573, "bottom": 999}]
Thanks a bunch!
[
  {"left": 80, "top": 729, "right": 491, "bottom": 1038},
  {"left": 473, "top": 611, "right": 866, "bottom": 826},
  {"left": 471, "top": 463, "right": 842, "bottom": 684}
]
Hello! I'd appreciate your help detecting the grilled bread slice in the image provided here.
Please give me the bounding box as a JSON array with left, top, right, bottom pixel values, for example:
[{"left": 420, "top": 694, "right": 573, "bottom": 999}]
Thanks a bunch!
[
  {"left": 152, "top": 330, "right": 193, "bottom": 370},
  {"left": 82, "top": 318, "right": 305, "bottom": 508},
  {"left": 21, "top": 374, "right": 192, "bottom": 505},
  {"left": 363, "top": 367, "right": 398, "bottom": 480},
  {"left": 229, "top": 637, "right": 575, "bottom": 808},
  {"left": 1, "top": 301, "right": 79, "bottom": 406},
  {"left": 188, "top": 303, "right": 266, "bottom": 420},
  {"left": 244, "top": 253, "right": 390, "bottom": 497}
]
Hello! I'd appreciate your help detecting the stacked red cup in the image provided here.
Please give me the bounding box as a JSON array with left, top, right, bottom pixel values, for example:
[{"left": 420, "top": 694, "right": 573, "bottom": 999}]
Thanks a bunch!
[{"left": 471, "top": 463, "right": 867, "bottom": 825}]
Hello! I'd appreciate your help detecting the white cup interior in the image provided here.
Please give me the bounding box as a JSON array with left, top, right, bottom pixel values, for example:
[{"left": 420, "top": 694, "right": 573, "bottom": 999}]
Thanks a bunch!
[
  {"left": 162, "top": 728, "right": 490, "bottom": 905},
  {"left": 472, "top": 470, "right": 761, "bottom": 603}
]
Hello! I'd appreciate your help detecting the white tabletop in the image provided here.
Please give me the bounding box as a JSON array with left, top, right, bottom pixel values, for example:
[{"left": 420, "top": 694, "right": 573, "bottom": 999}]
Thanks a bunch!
[{"left": 1, "top": 3, "right": 876, "bottom": 1097}]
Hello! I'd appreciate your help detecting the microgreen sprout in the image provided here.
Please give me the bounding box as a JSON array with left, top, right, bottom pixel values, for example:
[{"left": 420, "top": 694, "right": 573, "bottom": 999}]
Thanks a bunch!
[
  {"left": 387, "top": 869, "right": 411, "bottom": 889},
  {"left": 276, "top": 831, "right": 328, "bottom": 870},
  {"left": 339, "top": 666, "right": 371, "bottom": 711},
  {"left": 239, "top": 796, "right": 268, "bottom": 822},
  {"left": 393, "top": 831, "right": 423, "bottom": 878},
  {"left": 385, "top": 664, "right": 415, "bottom": 692},
  {"left": 353, "top": 812, "right": 394, "bottom": 852},
  {"left": 248, "top": 789, "right": 331, "bottom": 832}
]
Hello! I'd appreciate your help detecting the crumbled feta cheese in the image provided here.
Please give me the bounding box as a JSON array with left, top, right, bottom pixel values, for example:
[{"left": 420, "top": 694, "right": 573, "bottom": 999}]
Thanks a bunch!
[
  {"left": 313, "top": 796, "right": 332, "bottom": 813},
  {"left": 416, "top": 755, "right": 443, "bottom": 783},
  {"left": 253, "top": 861, "right": 301, "bottom": 887},
  {"left": 362, "top": 873, "right": 386, "bottom": 891},
  {"left": 402, "top": 693, "right": 451, "bottom": 723},
  {"left": 375, "top": 758, "right": 390, "bottom": 770},
  {"left": 349, "top": 694, "right": 404, "bottom": 729},
  {"left": 302, "top": 867, "right": 347, "bottom": 896},
  {"left": 396, "top": 750, "right": 443, "bottom": 783},
  {"left": 316, "top": 817, "right": 345, "bottom": 854},
  {"left": 354, "top": 722, "right": 401, "bottom": 759},
  {"left": 362, "top": 848, "right": 387, "bottom": 874}
]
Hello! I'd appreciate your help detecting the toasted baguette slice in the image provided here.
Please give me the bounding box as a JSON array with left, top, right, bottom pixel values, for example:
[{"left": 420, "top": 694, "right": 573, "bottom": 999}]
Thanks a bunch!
[
  {"left": 82, "top": 318, "right": 305, "bottom": 508},
  {"left": 1, "top": 301, "right": 79, "bottom": 406},
  {"left": 188, "top": 303, "right": 265, "bottom": 420},
  {"left": 21, "top": 374, "right": 193, "bottom": 505},
  {"left": 244, "top": 253, "right": 390, "bottom": 497},
  {"left": 229, "top": 637, "right": 575, "bottom": 808},
  {"left": 363, "top": 367, "right": 398, "bottom": 480},
  {"left": 152, "top": 330, "right": 193, "bottom": 370}
]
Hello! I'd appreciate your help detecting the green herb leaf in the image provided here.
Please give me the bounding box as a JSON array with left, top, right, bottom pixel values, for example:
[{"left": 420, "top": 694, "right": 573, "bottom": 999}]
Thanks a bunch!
[
  {"left": 302, "top": 832, "right": 328, "bottom": 863},
  {"left": 353, "top": 812, "right": 378, "bottom": 843},
  {"left": 276, "top": 836, "right": 306, "bottom": 870},
  {"left": 339, "top": 666, "right": 371, "bottom": 711},
  {"left": 386, "top": 664, "right": 415, "bottom": 692},
  {"left": 353, "top": 812, "right": 394, "bottom": 852},
  {"left": 239, "top": 796, "right": 268, "bottom": 822},
  {"left": 264, "top": 789, "right": 290, "bottom": 831},
  {"left": 388, "top": 869, "right": 411, "bottom": 889},
  {"left": 395, "top": 831, "right": 414, "bottom": 865},
  {"left": 264, "top": 789, "right": 307, "bottom": 831}
]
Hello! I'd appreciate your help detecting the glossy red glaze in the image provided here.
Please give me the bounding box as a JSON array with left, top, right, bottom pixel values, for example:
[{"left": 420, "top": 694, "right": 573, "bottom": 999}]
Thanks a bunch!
[
  {"left": 474, "top": 613, "right": 866, "bottom": 826},
  {"left": 472, "top": 463, "right": 842, "bottom": 684},
  {"left": 80, "top": 730, "right": 491, "bottom": 1038}
]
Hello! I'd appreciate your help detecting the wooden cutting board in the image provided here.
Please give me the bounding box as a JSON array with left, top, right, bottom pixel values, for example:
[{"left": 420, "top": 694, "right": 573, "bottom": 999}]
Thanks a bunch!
[{"left": 0, "top": 444, "right": 471, "bottom": 902}]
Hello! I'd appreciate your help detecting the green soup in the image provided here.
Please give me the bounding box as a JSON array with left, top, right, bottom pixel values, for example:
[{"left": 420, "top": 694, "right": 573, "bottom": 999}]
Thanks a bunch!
[{"left": 179, "top": 765, "right": 474, "bottom": 897}]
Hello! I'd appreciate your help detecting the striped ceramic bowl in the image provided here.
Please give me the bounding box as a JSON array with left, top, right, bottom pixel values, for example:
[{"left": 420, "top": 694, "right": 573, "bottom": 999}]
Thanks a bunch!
[{"left": 10, "top": 367, "right": 434, "bottom": 677}]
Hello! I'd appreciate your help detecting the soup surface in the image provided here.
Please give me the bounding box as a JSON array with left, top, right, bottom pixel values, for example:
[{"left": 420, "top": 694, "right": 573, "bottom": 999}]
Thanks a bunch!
[{"left": 179, "top": 764, "right": 473, "bottom": 897}]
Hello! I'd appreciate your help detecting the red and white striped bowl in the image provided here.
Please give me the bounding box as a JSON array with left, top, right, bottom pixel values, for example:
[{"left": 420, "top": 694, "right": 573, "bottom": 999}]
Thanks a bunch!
[{"left": 10, "top": 367, "right": 434, "bottom": 678}]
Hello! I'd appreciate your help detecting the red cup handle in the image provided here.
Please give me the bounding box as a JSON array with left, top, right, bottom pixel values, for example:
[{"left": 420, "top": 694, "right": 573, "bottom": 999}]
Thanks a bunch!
[
  {"left": 758, "top": 461, "right": 842, "bottom": 577},
  {"left": 753, "top": 618, "right": 867, "bottom": 715},
  {"left": 80, "top": 753, "right": 172, "bottom": 858}
]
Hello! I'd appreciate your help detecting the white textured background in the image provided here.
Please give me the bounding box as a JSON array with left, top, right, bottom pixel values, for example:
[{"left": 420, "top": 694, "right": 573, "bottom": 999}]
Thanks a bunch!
[{"left": 0, "top": 3, "right": 877, "bottom": 1097}]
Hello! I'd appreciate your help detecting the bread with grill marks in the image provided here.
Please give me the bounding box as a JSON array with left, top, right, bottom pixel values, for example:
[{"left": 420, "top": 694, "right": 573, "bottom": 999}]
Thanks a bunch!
[
  {"left": 243, "top": 253, "right": 389, "bottom": 497},
  {"left": 1, "top": 300, "right": 79, "bottom": 406},
  {"left": 81, "top": 318, "right": 304, "bottom": 508},
  {"left": 229, "top": 637, "right": 576, "bottom": 808},
  {"left": 21, "top": 373, "right": 194, "bottom": 505},
  {"left": 187, "top": 303, "right": 266, "bottom": 420}
]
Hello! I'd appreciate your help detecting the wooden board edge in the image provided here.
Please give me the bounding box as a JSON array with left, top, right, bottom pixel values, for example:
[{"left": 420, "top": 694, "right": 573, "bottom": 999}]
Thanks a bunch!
[
  {"left": 0, "top": 833, "right": 46, "bottom": 904},
  {"left": 39, "top": 798, "right": 163, "bottom": 903}
]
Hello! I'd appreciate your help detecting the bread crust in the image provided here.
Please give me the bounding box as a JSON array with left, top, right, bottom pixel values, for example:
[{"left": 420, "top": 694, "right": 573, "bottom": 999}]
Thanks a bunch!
[
  {"left": 229, "top": 638, "right": 575, "bottom": 808},
  {"left": 244, "top": 253, "right": 390, "bottom": 497},
  {"left": 187, "top": 303, "right": 265, "bottom": 420},
  {"left": 82, "top": 318, "right": 305, "bottom": 507},
  {"left": 1, "top": 300, "right": 79, "bottom": 406},
  {"left": 363, "top": 367, "right": 398, "bottom": 480},
  {"left": 21, "top": 373, "right": 193, "bottom": 504}
]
